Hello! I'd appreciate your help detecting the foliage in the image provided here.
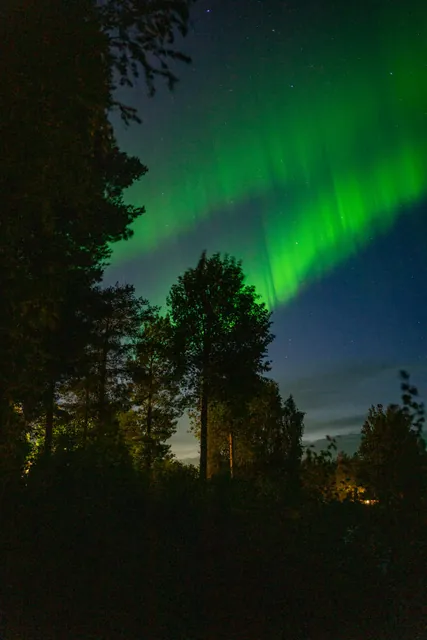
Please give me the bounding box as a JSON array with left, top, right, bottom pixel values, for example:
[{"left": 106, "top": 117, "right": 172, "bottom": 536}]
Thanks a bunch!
[
  {"left": 0, "top": 406, "right": 30, "bottom": 497},
  {"left": 61, "top": 283, "right": 149, "bottom": 440},
  {"left": 0, "top": 0, "right": 192, "bottom": 449},
  {"left": 358, "top": 403, "right": 427, "bottom": 505},
  {"left": 119, "top": 311, "right": 182, "bottom": 469},
  {"left": 99, "top": 0, "right": 195, "bottom": 118},
  {"left": 301, "top": 436, "right": 338, "bottom": 502},
  {"left": 243, "top": 378, "right": 284, "bottom": 472},
  {"left": 400, "top": 369, "right": 426, "bottom": 437},
  {"left": 277, "top": 393, "right": 305, "bottom": 494},
  {"left": 167, "top": 251, "right": 273, "bottom": 480},
  {"left": 335, "top": 452, "right": 364, "bottom": 501},
  {"left": 236, "top": 385, "right": 305, "bottom": 495}
]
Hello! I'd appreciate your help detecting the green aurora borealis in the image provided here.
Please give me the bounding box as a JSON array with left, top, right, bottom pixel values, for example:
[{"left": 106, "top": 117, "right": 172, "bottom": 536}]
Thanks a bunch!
[{"left": 111, "top": 1, "right": 427, "bottom": 309}]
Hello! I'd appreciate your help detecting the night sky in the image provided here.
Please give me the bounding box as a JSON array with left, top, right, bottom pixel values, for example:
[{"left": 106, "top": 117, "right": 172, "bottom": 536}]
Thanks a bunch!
[{"left": 106, "top": 0, "right": 427, "bottom": 459}]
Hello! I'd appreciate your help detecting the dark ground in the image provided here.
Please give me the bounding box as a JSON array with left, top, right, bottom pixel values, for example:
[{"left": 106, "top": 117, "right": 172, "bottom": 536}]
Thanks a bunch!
[{"left": 1, "top": 466, "right": 426, "bottom": 640}]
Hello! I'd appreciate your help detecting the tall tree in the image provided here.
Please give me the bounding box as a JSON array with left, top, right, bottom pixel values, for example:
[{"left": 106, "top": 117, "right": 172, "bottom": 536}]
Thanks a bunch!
[
  {"left": 120, "top": 311, "right": 182, "bottom": 471},
  {"left": 189, "top": 399, "right": 238, "bottom": 478},
  {"left": 0, "top": 0, "right": 193, "bottom": 448},
  {"left": 281, "top": 394, "right": 305, "bottom": 495},
  {"left": 61, "top": 284, "right": 148, "bottom": 445},
  {"left": 244, "top": 385, "right": 305, "bottom": 491},
  {"left": 0, "top": 0, "right": 139, "bottom": 439},
  {"left": 167, "top": 252, "right": 274, "bottom": 481},
  {"left": 241, "top": 378, "right": 284, "bottom": 474}
]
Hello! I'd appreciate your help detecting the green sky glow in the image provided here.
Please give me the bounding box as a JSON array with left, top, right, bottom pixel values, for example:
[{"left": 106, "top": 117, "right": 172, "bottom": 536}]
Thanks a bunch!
[{"left": 111, "top": 2, "right": 427, "bottom": 308}]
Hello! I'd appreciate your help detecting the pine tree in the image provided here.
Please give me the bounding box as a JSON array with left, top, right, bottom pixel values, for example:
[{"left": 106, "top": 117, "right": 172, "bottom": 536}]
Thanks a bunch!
[
  {"left": 0, "top": 0, "right": 193, "bottom": 450},
  {"left": 120, "top": 311, "right": 182, "bottom": 471},
  {"left": 61, "top": 284, "right": 148, "bottom": 447}
]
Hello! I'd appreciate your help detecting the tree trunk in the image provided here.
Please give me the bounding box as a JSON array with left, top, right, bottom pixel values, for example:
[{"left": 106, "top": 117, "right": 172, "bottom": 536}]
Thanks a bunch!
[
  {"left": 83, "top": 379, "right": 89, "bottom": 445},
  {"left": 44, "top": 379, "right": 55, "bottom": 454},
  {"left": 146, "top": 362, "right": 153, "bottom": 472},
  {"left": 200, "top": 331, "right": 210, "bottom": 481},
  {"left": 200, "top": 383, "right": 208, "bottom": 482},
  {"left": 207, "top": 438, "right": 221, "bottom": 478},
  {"left": 98, "top": 329, "right": 109, "bottom": 434},
  {"left": 0, "top": 395, "right": 12, "bottom": 441},
  {"left": 228, "top": 431, "right": 234, "bottom": 479}
]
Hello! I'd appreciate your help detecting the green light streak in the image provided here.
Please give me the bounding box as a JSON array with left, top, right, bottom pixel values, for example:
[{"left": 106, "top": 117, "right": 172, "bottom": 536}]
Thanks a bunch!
[
  {"left": 112, "top": 2, "right": 427, "bottom": 308},
  {"left": 255, "top": 140, "right": 425, "bottom": 307}
]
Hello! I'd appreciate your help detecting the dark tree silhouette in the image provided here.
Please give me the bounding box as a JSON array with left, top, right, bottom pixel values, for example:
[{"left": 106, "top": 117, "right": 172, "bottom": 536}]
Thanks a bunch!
[
  {"left": 167, "top": 252, "right": 273, "bottom": 480},
  {"left": 0, "top": 0, "right": 193, "bottom": 451},
  {"left": 359, "top": 403, "right": 426, "bottom": 505},
  {"left": 120, "top": 310, "right": 182, "bottom": 471},
  {"left": 59, "top": 284, "right": 148, "bottom": 449}
]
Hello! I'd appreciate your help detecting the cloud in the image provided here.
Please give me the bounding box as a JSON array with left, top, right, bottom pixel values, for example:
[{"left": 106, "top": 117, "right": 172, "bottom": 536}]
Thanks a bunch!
[
  {"left": 304, "top": 432, "right": 362, "bottom": 457},
  {"left": 309, "top": 413, "right": 367, "bottom": 433},
  {"left": 281, "top": 359, "right": 408, "bottom": 439},
  {"left": 285, "top": 359, "right": 427, "bottom": 439},
  {"left": 286, "top": 360, "right": 397, "bottom": 411},
  {"left": 169, "top": 414, "right": 199, "bottom": 459}
]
